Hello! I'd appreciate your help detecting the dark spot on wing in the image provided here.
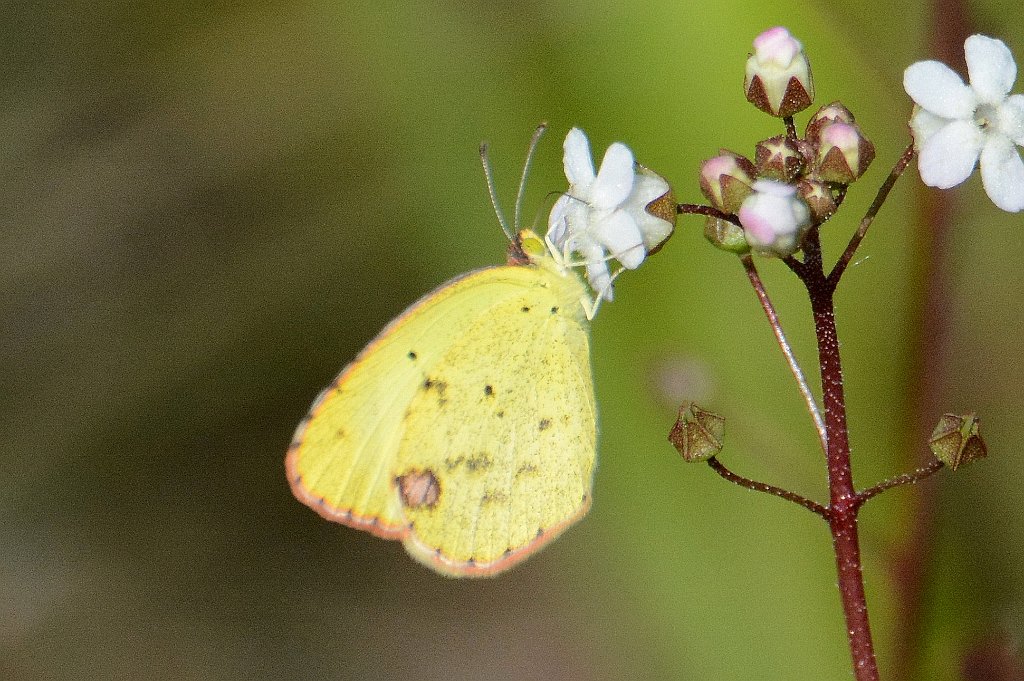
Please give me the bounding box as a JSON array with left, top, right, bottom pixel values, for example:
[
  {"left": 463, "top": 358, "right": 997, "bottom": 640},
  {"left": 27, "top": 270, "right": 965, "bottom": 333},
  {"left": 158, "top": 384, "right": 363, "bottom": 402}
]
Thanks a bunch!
[
  {"left": 521, "top": 305, "right": 531, "bottom": 312},
  {"left": 407, "top": 351, "right": 418, "bottom": 360},
  {"left": 538, "top": 418, "right": 552, "bottom": 431},
  {"left": 396, "top": 469, "right": 441, "bottom": 508},
  {"left": 515, "top": 463, "right": 540, "bottom": 479},
  {"left": 422, "top": 378, "right": 448, "bottom": 407},
  {"left": 466, "top": 452, "right": 492, "bottom": 471},
  {"left": 550, "top": 306, "right": 559, "bottom": 314},
  {"left": 444, "top": 452, "right": 493, "bottom": 473},
  {"left": 496, "top": 411, "right": 505, "bottom": 418},
  {"left": 481, "top": 490, "right": 508, "bottom": 505},
  {"left": 484, "top": 384, "right": 494, "bottom": 396}
]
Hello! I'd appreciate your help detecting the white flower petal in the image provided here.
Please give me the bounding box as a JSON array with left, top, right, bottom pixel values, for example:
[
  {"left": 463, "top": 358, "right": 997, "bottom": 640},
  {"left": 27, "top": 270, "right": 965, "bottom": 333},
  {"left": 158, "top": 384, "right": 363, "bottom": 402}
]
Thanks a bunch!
[
  {"left": 632, "top": 169, "right": 668, "bottom": 204},
  {"left": 577, "top": 240, "right": 613, "bottom": 301},
  {"left": 909, "top": 106, "right": 951, "bottom": 148},
  {"left": 628, "top": 172, "right": 673, "bottom": 251},
  {"left": 563, "top": 128, "right": 595, "bottom": 187},
  {"left": 591, "top": 142, "right": 635, "bottom": 210},
  {"left": 594, "top": 209, "right": 645, "bottom": 269},
  {"left": 999, "top": 94, "right": 1024, "bottom": 146},
  {"left": 980, "top": 134, "right": 1024, "bottom": 211},
  {"left": 633, "top": 210, "right": 673, "bottom": 252},
  {"left": 904, "top": 60, "right": 977, "bottom": 118},
  {"left": 965, "top": 34, "right": 1017, "bottom": 104},
  {"left": 547, "top": 194, "right": 574, "bottom": 245},
  {"left": 917, "top": 119, "right": 984, "bottom": 188}
]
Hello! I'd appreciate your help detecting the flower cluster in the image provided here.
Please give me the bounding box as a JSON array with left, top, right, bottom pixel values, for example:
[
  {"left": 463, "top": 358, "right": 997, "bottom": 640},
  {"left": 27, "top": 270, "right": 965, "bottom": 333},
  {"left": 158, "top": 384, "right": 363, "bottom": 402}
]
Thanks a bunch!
[
  {"left": 704, "top": 28, "right": 875, "bottom": 257},
  {"left": 547, "top": 128, "right": 675, "bottom": 301},
  {"left": 546, "top": 29, "right": 1024, "bottom": 284}
]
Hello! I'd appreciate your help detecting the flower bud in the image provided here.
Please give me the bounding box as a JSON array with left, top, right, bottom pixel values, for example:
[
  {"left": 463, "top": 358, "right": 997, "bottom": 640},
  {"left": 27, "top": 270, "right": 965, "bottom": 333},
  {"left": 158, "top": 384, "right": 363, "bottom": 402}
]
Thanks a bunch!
[
  {"left": 796, "top": 178, "right": 837, "bottom": 224},
  {"left": 755, "top": 135, "right": 805, "bottom": 182},
  {"left": 929, "top": 412, "right": 987, "bottom": 471},
  {"left": 744, "top": 27, "right": 814, "bottom": 117},
  {"left": 814, "top": 120, "right": 876, "bottom": 184},
  {"left": 699, "top": 151, "right": 757, "bottom": 214},
  {"left": 737, "top": 180, "right": 811, "bottom": 256},
  {"left": 668, "top": 402, "right": 725, "bottom": 463},
  {"left": 704, "top": 216, "right": 750, "bottom": 253},
  {"left": 804, "top": 101, "right": 855, "bottom": 143}
]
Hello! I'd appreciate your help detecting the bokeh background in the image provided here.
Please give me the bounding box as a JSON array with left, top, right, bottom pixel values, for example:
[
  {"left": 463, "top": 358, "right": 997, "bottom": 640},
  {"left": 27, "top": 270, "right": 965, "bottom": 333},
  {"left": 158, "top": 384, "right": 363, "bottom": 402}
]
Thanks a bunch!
[{"left": 4, "top": 1, "right": 1024, "bottom": 679}]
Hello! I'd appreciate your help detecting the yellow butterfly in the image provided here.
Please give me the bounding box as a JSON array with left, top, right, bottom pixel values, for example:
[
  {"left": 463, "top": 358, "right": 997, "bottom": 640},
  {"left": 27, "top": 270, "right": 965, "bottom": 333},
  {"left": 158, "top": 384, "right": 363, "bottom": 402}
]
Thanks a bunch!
[{"left": 287, "top": 125, "right": 672, "bottom": 576}]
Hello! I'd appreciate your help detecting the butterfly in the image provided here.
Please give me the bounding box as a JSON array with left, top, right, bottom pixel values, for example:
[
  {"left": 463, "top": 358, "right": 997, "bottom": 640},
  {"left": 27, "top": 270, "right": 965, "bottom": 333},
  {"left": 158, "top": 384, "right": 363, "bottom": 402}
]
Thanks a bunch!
[{"left": 287, "top": 125, "right": 672, "bottom": 576}]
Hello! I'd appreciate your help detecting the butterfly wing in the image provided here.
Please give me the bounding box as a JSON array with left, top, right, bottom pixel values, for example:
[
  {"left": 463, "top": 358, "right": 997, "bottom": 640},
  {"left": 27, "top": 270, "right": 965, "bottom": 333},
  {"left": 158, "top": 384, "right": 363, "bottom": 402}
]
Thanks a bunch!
[{"left": 287, "top": 260, "right": 596, "bottom": 576}]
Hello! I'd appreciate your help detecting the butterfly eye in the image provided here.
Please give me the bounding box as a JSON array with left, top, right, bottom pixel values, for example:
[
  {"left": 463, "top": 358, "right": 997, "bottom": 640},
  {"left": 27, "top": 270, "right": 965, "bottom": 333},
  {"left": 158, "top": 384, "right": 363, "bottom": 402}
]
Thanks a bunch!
[{"left": 518, "top": 232, "right": 546, "bottom": 257}]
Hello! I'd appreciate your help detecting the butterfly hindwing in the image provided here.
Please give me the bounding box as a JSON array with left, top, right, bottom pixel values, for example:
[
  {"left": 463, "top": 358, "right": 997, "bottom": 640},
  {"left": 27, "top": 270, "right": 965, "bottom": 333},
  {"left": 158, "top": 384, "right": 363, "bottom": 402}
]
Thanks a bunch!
[
  {"left": 287, "top": 257, "right": 596, "bottom": 575},
  {"left": 395, "top": 271, "right": 596, "bottom": 574}
]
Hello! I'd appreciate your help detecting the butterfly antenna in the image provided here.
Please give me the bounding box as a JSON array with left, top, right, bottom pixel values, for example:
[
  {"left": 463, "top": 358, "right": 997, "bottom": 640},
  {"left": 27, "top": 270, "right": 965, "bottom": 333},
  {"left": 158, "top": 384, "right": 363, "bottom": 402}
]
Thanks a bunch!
[
  {"left": 514, "top": 122, "right": 548, "bottom": 233},
  {"left": 480, "top": 141, "right": 514, "bottom": 243}
]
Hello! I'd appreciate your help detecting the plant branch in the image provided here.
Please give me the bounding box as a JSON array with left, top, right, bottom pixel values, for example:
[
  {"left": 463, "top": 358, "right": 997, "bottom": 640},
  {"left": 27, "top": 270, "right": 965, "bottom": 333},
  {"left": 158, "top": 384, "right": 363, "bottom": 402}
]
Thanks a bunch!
[
  {"left": 677, "top": 203, "right": 740, "bottom": 225},
  {"left": 828, "top": 143, "right": 916, "bottom": 286},
  {"left": 706, "top": 457, "right": 827, "bottom": 518},
  {"left": 741, "top": 255, "right": 828, "bottom": 455},
  {"left": 857, "top": 459, "right": 944, "bottom": 505}
]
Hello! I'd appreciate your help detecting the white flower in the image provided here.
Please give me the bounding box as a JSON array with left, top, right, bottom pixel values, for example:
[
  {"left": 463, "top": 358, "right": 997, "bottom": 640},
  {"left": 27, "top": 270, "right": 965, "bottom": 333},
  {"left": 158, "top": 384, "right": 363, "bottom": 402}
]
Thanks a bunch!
[
  {"left": 547, "top": 128, "right": 672, "bottom": 301},
  {"left": 903, "top": 34, "right": 1024, "bottom": 212},
  {"left": 737, "top": 180, "right": 810, "bottom": 256}
]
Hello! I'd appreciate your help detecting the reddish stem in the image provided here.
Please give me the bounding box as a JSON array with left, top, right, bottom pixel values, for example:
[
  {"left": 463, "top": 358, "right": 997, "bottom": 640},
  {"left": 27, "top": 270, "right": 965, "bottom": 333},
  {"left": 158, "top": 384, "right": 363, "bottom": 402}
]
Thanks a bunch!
[
  {"left": 706, "top": 457, "right": 828, "bottom": 518},
  {"left": 801, "top": 231, "right": 880, "bottom": 681},
  {"left": 677, "top": 203, "right": 739, "bottom": 224}
]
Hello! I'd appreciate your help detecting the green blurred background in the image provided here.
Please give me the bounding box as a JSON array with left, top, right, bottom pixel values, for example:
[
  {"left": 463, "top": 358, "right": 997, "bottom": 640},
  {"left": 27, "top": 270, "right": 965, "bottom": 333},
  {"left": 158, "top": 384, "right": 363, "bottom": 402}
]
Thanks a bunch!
[{"left": 4, "top": 1, "right": 1024, "bottom": 679}]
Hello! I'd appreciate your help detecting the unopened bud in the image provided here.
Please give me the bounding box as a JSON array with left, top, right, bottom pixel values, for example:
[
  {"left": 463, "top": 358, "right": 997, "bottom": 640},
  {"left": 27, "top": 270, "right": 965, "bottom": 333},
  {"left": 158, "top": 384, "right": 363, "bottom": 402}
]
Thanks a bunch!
[
  {"left": 929, "top": 412, "right": 987, "bottom": 471},
  {"left": 796, "top": 178, "right": 837, "bottom": 224},
  {"left": 737, "top": 180, "right": 811, "bottom": 256},
  {"left": 755, "top": 135, "right": 805, "bottom": 182},
  {"left": 699, "top": 151, "right": 757, "bottom": 214},
  {"left": 704, "top": 216, "right": 750, "bottom": 253},
  {"left": 669, "top": 402, "right": 725, "bottom": 463},
  {"left": 804, "top": 102, "right": 855, "bottom": 143},
  {"left": 744, "top": 27, "right": 814, "bottom": 117},
  {"left": 814, "top": 121, "right": 875, "bottom": 184}
]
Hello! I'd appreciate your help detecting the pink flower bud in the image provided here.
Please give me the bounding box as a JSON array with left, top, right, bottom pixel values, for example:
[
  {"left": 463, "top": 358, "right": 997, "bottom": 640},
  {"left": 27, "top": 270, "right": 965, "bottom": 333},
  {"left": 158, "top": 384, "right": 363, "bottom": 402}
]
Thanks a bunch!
[
  {"left": 737, "top": 180, "right": 811, "bottom": 256},
  {"left": 814, "top": 120, "right": 875, "bottom": 184},
  {"left": 699, "top": 151, "right": 756, "bottom": 213},
  {"left": 744, "top": 27, "right": 814, "bottom": 117},
  {"left": 805, "top": 101, "right": 855, "bottom": 143}
]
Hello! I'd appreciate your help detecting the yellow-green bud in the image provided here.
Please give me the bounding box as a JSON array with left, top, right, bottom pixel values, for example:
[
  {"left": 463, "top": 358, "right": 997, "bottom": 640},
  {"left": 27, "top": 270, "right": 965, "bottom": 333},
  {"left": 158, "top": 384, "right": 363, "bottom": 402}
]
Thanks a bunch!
[
  {"left": 704, "top": 216, "right": 750, "bottom": 253},
  {"left": 929, "top": 412, "right": 987, "bottom": 471},
  {"left": 669, "top": 402, "right": 725, "bottom": 463}
]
